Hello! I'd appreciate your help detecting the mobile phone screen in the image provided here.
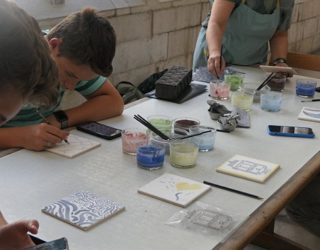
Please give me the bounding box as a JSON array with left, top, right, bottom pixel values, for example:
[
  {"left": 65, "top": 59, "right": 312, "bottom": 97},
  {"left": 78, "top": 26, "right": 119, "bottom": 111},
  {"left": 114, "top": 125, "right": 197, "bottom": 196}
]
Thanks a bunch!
[
  {"left": 268, "top": 125, "right": 315, "bottom": 138},
  {"left": 269, "top": 125, "right": 313, "bottom": 134},
  {"left": 77, "top": 122, "right": 122, "bottom": 140}
]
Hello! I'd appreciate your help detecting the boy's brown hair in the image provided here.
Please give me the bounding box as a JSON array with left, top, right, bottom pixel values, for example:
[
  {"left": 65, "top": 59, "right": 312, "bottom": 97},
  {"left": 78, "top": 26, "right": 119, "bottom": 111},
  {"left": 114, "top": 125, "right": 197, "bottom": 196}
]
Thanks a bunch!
[
  {"left": 47, "top": 8, "right": 116, "bottom": 77},
  {"left": 0, "top": 0, "right": 59, "bottom": 106}
]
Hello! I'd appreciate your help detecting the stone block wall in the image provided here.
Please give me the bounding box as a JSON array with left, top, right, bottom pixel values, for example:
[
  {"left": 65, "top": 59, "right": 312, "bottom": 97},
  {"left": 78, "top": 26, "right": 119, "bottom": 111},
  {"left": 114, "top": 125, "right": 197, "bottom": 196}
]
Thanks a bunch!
[
  {"left": 288, "top": 0, "right": 320, "bottom": 54},
  {"left": 34, "top": 0, "right": 320, "bottom": 86}
]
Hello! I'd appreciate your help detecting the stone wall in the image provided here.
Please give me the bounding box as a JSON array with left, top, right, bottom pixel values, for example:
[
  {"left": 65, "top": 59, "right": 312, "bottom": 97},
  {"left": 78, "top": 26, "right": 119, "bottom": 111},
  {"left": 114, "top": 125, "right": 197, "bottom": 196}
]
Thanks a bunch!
[
  {"left": 34, "top": 0, "right": 320, "bottom": 86},
  {"left": 288, "top": 0, "right": 320, "bottom": 54}
]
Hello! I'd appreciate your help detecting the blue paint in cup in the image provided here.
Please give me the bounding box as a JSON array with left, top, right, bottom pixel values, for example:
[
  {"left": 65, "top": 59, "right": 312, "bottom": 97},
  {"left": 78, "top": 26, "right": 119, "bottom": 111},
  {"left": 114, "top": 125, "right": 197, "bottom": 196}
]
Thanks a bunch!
[
  {"left": 136, "top": 146, "right": 165, "bottom": 170},
  {"left": 189, "top": 127, "right": 216, "bottom": 152},
  {"left": 260, "top": 91, "right": 282, "bottom": 112},
  {"left": 296, "top": 79, "right": 317, "bottom": 97}
]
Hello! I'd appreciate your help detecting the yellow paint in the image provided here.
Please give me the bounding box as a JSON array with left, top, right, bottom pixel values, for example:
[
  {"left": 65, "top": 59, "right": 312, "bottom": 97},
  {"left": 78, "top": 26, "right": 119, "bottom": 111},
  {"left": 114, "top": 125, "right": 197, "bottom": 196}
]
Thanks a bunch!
[{"left": 176, "top": 182, "right": 201, "bottom": 191}]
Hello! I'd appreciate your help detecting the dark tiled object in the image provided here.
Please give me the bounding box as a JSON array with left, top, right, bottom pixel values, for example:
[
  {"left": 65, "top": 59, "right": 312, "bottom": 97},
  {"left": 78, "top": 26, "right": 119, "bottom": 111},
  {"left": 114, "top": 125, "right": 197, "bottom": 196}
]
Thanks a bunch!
[{"left": 155, "top": 66, "right": 192, "bottom": 101}]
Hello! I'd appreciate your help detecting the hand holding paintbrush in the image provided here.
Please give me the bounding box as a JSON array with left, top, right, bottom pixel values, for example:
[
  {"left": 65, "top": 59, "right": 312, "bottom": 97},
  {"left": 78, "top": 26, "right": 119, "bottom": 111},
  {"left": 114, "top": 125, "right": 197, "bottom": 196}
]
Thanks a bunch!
[
  {"left": 36, "top": 109, "right": 69, "bottom": 144},
  {"left": 207, "top": 47, "right": 225, "bottom": 79}
]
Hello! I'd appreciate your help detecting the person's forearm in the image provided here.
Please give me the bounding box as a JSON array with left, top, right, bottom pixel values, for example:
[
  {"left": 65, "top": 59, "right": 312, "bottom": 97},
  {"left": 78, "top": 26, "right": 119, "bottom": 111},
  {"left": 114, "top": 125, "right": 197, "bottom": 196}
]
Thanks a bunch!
[
  {"left": 0, "top": 212, "right": 7, "bottom": 226},
  {"left": 0, "top": 127, "right": 26, "bottom": 149},
  {"left": 206, "top": 0, "right": 234, "bottom": 58},
  {"left": 270, "top": 31, "right": 289, "bottom": 61},
  {"left": 60, "top": 94, "right": 124, "bottom": 127},
  {"left": 206, "top": 22, "right": 224, "bottom": 58}
]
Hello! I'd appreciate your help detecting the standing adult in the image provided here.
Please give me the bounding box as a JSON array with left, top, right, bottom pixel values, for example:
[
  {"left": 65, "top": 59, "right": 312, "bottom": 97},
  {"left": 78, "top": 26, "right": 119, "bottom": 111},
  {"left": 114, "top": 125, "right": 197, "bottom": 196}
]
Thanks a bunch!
[{"left": 193, "top": 0, "right": 294, "bottom": 77}]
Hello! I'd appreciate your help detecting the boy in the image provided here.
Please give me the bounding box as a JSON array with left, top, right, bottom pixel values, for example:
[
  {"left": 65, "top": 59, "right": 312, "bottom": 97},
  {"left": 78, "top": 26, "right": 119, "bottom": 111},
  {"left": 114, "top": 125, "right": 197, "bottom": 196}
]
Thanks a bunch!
[{"left": 0, "top": 8, "right": 124, "bottom": 151}]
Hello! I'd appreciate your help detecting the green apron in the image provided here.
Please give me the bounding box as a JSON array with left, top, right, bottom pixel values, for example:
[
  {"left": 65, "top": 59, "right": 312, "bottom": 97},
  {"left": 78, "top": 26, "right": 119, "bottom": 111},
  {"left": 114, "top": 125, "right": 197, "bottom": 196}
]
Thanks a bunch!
[{"left": 193, "top": 0, "right": 280, "bottom": 70}]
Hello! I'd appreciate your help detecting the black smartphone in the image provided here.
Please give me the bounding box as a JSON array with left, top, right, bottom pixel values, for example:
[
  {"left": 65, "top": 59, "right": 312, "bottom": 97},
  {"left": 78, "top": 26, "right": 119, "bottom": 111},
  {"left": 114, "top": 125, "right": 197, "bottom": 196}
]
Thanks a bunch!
[
  {"left": 76, "top": 122, "right": 122, "bottom": 140},
  {"left": 268, "top": 125, "right": 315, "bottom": 138},
  {"left": 27, "top": 237, "right": 69, "bottom": 250}
]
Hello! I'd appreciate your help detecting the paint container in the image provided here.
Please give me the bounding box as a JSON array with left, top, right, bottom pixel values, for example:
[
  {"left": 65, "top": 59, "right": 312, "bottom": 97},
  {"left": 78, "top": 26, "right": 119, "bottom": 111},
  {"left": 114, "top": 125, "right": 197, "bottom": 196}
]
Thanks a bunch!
[
  {"left": 231, "top": 88, "right": 255, "bottom": 111},
  {"left": 148, "top": 132, "right": 170, "bottom": 154},
  {"left": 147, "top": 115, "right": 172, "bottom": 135},
  {"left": 121, "top": 128, "right": 148, "bottom": 155},
  {"left": 173, "top": 117, "right": 200, "bottom": 135},
  {"left": 136, "top": 146, "right": 165, "bottom": 170},
  {"left": 224, "top": 72, "right": 245, "bottom": 91},
  {"left": 189, "top": 126, "right": 216, "bottom": 152},
  {"left": 296, "top": 79, "right": 317, "bottom": 98},
  {"left": 260, "top": 90, "right": 282, "bottom": 112},
  {"left": 209, "top": 79, "right": 230, "bottom": 100},
  {"left": 169, "top": 139, "right": 199, "bottom": 168},
  {"left": 267, "top": 74, "right": 286, "bottom": 92}
]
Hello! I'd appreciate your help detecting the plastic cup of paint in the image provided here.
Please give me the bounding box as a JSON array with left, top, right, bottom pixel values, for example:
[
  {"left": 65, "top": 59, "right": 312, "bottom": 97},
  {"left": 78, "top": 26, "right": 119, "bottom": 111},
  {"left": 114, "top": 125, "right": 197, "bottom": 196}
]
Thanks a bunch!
[
  {"left": 136, "top": 145, "right": 165, "bottom": 170},
  {"left": 224, "top": 72, "right": 245, "bottom": 91},
  {"left": 231, "top": 87, "right": 255, "bottom": 111},
  {"left": 147, "top": 115, "right": 172, "bottom": 135},
  {"left": 296, "top": 79, "right": 317, "bottom": 98},
  {"left": 121, "top": 128, "right": 148, "bottom": 155},
  {"left": 267, "top": 74, "right": 286, "bottom": 92},
  {"left": 189, "top": 126, "right": 216, "bottom": 152},
  {"left": 260, "top": 90, "right": 282, "bottom": 112},
  {"left": 209, "top": 79, "right": 230, "bottom": 100},
  {"left": 169, "top": 138, "right": 199, "bottom": 168},
  {"left": 173, "top": 117, "right": 200, "bottom": 135},
  {"left": 148, "top": 132, "right": 171, "bottom": 154}
]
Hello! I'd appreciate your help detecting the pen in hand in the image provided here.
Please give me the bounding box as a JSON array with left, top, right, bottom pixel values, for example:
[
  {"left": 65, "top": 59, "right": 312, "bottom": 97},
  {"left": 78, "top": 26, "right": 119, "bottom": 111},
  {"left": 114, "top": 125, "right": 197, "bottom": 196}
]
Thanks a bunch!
[{"left": 36, "top": 110, "right": 69, "bottom": 144}]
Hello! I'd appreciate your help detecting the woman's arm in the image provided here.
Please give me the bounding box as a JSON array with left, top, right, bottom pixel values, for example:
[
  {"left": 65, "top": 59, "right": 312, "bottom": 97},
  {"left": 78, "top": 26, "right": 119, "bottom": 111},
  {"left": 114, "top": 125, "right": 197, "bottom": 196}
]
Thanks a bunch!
[
  {"left": 206, "top": 0, "right": 235, "bottom": 76},
  {"left": 270, "top": 30, "right": 289, "bottom": 64}
]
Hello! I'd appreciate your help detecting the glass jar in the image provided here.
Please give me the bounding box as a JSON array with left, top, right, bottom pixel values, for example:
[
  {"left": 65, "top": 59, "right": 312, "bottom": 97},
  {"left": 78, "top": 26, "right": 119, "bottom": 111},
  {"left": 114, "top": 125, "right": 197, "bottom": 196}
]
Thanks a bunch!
[
  {"left": 121, "top": 128, "right": 148, "bottom": 155},
  {"left": 169, "top": 138, "right": 199, "bottom": 168},
  {"left": 209, "top": 79, "right": 230, "bottom": 100},
  {"left": 231, "top": 88, "right": 255, "bottom": 111},
  {"left": 224, "top": 72, "right": 245, "bottom": 91}
]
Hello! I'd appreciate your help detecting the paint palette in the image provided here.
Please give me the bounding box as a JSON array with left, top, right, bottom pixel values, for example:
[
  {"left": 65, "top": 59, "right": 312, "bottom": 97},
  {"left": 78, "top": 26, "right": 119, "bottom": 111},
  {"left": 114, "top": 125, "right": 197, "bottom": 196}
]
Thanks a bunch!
[
  {"left": 259, "top": 65, "right": 296, "bottom": 75},
  {"left": 138, "top": 173, "right": 211, "bottom": 207}
]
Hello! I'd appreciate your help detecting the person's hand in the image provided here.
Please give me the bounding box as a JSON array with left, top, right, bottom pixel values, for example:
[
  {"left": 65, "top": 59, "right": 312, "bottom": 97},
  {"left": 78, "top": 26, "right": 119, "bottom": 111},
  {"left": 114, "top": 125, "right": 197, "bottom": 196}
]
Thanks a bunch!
[
  {"left": 207, "top": 55, "right": 226, "bottom": 78},
  {"left": 0, "top": 219, "right": 39, "bottom": 250},
  {"left": 19, "top": 123, "right": 69, "bottom": 151}
]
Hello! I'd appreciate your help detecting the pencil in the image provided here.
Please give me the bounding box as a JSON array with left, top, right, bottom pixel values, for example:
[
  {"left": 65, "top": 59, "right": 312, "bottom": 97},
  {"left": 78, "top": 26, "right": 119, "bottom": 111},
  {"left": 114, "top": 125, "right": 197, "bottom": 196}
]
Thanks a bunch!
[
  {"left": 36, "top": 110, "right": 69, "bottom": 144},
  {"left": 203, "top": 181, "right": 263, "bottom": 200}
]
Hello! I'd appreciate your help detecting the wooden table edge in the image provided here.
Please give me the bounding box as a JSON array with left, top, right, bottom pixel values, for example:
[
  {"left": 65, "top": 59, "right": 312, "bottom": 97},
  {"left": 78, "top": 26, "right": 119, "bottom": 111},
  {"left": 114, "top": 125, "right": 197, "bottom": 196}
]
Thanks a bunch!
[{"left": 213, "top": 151, "right": 320, "bottom": 249}]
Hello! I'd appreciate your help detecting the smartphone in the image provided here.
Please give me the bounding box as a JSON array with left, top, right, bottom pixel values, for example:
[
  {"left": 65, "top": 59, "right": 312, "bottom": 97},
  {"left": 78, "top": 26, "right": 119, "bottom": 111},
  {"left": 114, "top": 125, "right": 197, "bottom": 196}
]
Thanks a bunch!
[
  {"left": 27, "top": 237, "right": 69, "bottom": 250},
  {"left": 76, "top": 122, "right": 122, "bottom": 140},
  {"left": 268, "top": 125, "right": 315, "bottom": 138}
]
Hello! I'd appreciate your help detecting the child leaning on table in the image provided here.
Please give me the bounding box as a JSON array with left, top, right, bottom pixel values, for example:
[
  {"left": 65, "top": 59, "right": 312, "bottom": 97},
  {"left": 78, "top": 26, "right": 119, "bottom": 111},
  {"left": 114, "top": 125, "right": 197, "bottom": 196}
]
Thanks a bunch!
[
  {"left": 0, "top": 0, "right": 60, "bottom": 249},
  {"left": 0, "top": 7, "right": 124, "bottom": 151}
]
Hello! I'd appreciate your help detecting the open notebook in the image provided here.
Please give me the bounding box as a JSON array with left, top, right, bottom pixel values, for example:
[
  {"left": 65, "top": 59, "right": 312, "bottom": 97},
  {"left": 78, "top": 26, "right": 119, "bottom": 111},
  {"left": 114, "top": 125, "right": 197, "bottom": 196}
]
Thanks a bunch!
[
  {"left": 46, "top": 133, "right": 101, "bottom": 158},
  {"left": 216, "top": 155, "right": 280, "bottom": 183},
  {"left": 42, "top": 191, "right": 125, "bottom": 231},
  {"left": 138, "top": 173, "right": 211, "bottom": 207}
]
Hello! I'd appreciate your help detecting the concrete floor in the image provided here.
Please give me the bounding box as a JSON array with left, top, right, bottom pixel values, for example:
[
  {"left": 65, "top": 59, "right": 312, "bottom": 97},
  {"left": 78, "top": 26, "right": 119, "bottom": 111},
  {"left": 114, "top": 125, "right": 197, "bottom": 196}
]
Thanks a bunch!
[{"left": 244, "top": 210, "right": 320, "bottom": 250}]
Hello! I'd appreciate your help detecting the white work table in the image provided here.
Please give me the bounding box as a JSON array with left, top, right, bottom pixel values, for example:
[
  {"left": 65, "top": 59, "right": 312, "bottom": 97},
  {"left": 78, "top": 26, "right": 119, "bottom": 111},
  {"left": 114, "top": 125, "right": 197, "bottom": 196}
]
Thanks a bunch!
[{"left": 0, "top": 66, "right": 319, "bottom": 249}]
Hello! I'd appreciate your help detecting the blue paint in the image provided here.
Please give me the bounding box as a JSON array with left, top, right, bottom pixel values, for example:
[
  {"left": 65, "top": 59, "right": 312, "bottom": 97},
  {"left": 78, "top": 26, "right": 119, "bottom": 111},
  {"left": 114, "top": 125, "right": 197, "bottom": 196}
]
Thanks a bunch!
[
  {"left": 260, "top": 91, "right": 282, "bottom": 112},
  {"left": 296, "top": 80, "right": 317, "bottom": 97},
  {"left": 136, "top": 146, "right": 165, "bottom": 170}
]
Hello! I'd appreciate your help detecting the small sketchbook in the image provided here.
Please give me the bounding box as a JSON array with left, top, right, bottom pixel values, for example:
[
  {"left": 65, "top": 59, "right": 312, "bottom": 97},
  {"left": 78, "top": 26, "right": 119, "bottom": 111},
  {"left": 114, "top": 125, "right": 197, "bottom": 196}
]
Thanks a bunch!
[
  {"left": 138, "top": 173, "right": 211, "bottom": 207},
  {"left": 259, "top": 65, "right": 296, "bottom": 75},
  {"left": 42, "top": 191, "right": 125, "bottom": 231},
  {"left": 216, "top": 155, "right": 280, "bottom": 183},
  {"left": 298, "top": 107, "right": 320, "bottom": 123},
  {"left": 46, "top": 134, "right": 101, "bottom": 158}
]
